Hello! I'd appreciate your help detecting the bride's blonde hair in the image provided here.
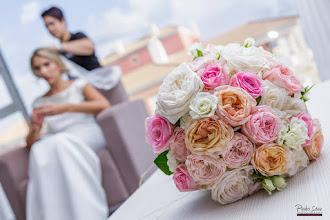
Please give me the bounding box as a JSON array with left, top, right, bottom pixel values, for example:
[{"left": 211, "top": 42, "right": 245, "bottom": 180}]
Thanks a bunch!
[{"left": 30, "top": 48, "right": 67, "bottom": 75}]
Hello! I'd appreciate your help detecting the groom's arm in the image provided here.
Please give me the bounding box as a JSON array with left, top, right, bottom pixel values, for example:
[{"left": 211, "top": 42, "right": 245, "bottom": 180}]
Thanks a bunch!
[{"left": 60, "top": 38, "right": 94, "bottom": 56}]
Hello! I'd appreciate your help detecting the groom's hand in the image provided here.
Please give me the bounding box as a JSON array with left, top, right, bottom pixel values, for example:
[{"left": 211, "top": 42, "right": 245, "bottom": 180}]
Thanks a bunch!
[{"left": 37, "top": 103, "right": 69, "bottom": 116}]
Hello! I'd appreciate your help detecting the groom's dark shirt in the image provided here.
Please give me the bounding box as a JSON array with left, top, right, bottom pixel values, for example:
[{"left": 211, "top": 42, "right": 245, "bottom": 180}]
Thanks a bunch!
[{"left": 61, "top": 32, "right": 101, "bottom": 70}]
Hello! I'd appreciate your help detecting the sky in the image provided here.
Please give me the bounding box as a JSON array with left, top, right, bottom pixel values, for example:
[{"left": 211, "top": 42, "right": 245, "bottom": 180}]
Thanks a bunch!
[{"left": 0, "top": 0, "right": 297, "bottom": 130}]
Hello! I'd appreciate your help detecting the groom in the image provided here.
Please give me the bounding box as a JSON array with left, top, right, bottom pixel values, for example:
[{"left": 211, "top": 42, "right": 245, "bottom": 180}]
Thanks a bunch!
[{"left": 41, "top": 6, "right": 101, "bottom": 71}]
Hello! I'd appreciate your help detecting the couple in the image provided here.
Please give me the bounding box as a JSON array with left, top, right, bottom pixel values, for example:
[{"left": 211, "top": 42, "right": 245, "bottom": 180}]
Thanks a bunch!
[{"left": 2, "top": 6, "right": 114, "bottom": 220}]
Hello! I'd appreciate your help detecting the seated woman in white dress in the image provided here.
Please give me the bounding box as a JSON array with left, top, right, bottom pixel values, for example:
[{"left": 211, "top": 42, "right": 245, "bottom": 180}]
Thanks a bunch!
[{"left": 25, "top": 48, "right": 110, "bottom": 220}]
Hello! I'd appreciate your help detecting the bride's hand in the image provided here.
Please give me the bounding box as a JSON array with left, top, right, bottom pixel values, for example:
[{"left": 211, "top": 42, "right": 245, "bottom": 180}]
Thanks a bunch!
[
  {"left": 31, "top": 109, "right": 44, "bottom": 127},
  {"left": 37, "top": 103, "right": 69, "bottom": 116}
]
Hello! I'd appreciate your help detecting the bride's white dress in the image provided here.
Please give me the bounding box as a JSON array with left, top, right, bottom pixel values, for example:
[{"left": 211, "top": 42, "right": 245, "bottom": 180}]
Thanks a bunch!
[{"left": 3, "top": 79, "right": 109, "bottom": 220}]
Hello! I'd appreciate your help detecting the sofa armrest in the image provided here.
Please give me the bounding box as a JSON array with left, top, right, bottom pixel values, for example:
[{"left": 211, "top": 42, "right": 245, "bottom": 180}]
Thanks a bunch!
[
  {"left": 0, "top": 147, "right": 29, "bottom": 220},
  {"left": 96, "top": 99, "right": 156, "bottom": 194},
  {"left": 98, "top": 80, "right": 128, "bottom": 106}
]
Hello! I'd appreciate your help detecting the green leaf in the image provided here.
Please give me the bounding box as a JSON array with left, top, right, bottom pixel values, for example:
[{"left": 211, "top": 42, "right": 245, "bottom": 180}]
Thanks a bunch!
[
  {"left": 217, "top": 54, "right": 221, "bottom": 60},
  {"left": 291, "top": 93, "right": 294, "bottom": 98},
  {"left": 256, "top": 96, "right": 262, "bottom": 105},
  {"left": 175, "top": 119, "right": 181, "bottom": 127},
  {"left": 300, "top": 84, "right": 314, "bottom": 102},
  {"left": 197, "top": 49, "right": 203, "bottom": 57},
  {"left": 251, "top": 173, "right": 266, "bottom": 179},
  {"left": 154, "top": 150, "right": 173, "bottom": 175}
]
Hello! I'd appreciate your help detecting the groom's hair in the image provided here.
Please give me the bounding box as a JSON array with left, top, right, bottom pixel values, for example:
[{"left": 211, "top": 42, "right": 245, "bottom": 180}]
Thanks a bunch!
[{"left": 41, "top": 6, "right": 65, "bottom": 21}]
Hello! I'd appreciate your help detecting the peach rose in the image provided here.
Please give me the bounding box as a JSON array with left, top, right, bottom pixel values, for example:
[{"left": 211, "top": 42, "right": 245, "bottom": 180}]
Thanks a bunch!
[
  {"left": 169, "top": 127, "right": 191, "bottom": 162},
  {"left": 214, "top": 86, "right": 256, "bottom": 127},
  {"left": 304, "top": 119, "right": 324, "bottom": 161},
  {"left": 185, "top": 154, "right": 226, "bottom": 185},
  {"left": 185, "top": 116, "right": 234, "bottom": 156},
  {"left": 252, "top": 143, "right": 291, "bottom": 176}
]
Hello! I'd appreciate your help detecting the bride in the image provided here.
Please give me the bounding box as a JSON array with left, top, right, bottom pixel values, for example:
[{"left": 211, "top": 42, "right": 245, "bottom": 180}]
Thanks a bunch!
[{"left": 24, "top": 47, "right": 110, "bottom": 219}]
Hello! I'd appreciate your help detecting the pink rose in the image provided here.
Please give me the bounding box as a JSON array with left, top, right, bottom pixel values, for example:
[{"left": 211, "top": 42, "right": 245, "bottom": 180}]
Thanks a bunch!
[
  {"left": 229, "top": 70, "right": 263, "bottom": 99},
  {"left": 173, "top": 164, "right": 200, "bottom": 192},
  {"left": 297, "top": 113, "right": 313, "bottom": 147},
  {"left": 222, "top": 133, "right": 255, "bottom": 169},
  {"left": 145, "top": 115, "right": 174, "bottom": 154},
  {"left": 242, "top": 106, "right": 281, "bottom": 144},
  {"left": 200, "top": 61, "right": 230, "bottom": 91},
  {"left": 169, "top": 127, "right": 191, "bottom": 161},
  {"left": 185, "top": 154, "right": 226, "bottom": 185},
  {"left": 304, "top": 119, "right": 324, "bottom": 161},
  {"left": 262, "top": 63, "right": 303, "bottom": 93},
  {"left": 214, "top": 86, "right": 256, "bottom": 127}
]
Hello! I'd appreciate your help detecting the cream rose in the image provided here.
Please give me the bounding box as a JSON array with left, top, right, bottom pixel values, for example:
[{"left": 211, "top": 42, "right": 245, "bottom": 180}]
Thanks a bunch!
[
  {"left": 189, "top": 92, "right": 218, "bottom": 119},
  {"left": 180, "top": 112, "right": 193, "bottom": 130},
  {"left": 156, "top": 63, "right": 204, "bottom": 124},
  {"left": 282, "top": 97, "right": 308, "bottom": 117},
  {"left": 167, "top": 150, "right": 179, "bottom": 172},
  {"left": 220, "top": 43, "right": 273, "bottom": 72},
  {"left": 260, "top": 80, "right": 288, "bottom": 110},
  {"left": 211, "top": 166, "right": 259, "bottom": 204},
  {"left": 185, "top": 116, "right": 234, "bottom": 156},
  {"left": 286, "top": 146, "right": 309, "bottom": 177},
  {"left": 185, "top": 154, "right": 226, "bottom": 185}
]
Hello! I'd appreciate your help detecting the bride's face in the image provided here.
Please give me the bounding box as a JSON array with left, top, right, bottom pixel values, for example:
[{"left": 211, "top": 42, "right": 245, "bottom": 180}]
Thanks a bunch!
[{"left": 32, "top": 56, "right": 62, "bottom": 85}]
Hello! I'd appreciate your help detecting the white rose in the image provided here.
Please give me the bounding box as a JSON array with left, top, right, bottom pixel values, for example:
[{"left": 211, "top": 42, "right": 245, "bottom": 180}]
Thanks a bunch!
[
  {"left": 260, "top": 80, "right": 288, "bottom": 113},
  {"left": 220, "top": 43, "right": 273, "bottom": 72},
  {"left": 156, "top": 63, "right": 204, "bottom": 124},
  {"left": 276, "top": 120, "right": 289, "bottom": 145},
  {"left": 187, "top": 42, "right": 203, "bottom": 57},
  {"left": 285, "top": 146, "right": 309, "bottom": 176},
  {"left": 282, "top": 117, "right": 309, "bottom": 150},
  {"left": 243, "top": 38, "right": 255, "bottom": 48},
  {"left": 189, "top": 92, "right": 218, "bottom": 119},
  {"left": 210, "top": 45, "right": 224, "bottom": 59},
  {"left": 180, "top": 112, "right": 193, "bottom": 129},
  {"left": 211, "top": 166, "right": 259, "bottom": 204},
  {"left": 282, "top": 97, "right": 308, "bottom": 117},
  {"left": 166, "top": 150, "right": 178, "bottom": 173}
]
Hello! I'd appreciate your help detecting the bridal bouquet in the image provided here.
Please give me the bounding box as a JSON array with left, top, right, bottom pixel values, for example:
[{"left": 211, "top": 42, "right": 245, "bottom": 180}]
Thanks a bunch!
[{"left": 145, "top": 38, "right": 324, "bottom": 204}]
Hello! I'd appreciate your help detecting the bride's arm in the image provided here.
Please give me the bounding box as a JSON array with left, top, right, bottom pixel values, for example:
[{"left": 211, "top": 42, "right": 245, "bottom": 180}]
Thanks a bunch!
[
  {"left": 37, "top": 84, "right": 110, "bottom": 116},
  {"left": 67, "top": 83, "right": 110, "bottom": 115},
  {"left": 26, "top": 110, "right": 43, "bottom": 149}
]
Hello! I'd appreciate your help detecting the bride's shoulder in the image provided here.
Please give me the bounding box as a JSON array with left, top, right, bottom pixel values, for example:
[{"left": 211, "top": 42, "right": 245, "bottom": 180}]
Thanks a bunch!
[{"left": 73, "top": 78, "right": 88, "bottom": 90}]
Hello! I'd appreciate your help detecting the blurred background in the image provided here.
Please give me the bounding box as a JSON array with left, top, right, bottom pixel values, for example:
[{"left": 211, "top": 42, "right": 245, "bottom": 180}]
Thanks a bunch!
[{"left": 0, "top": 0, "right": 329, "bottom": 152}]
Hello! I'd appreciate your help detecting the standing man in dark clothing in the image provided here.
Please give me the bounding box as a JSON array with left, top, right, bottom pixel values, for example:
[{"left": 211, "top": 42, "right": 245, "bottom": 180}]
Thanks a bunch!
[{"left": 41, "top": 6, "right": 101, "bottom": 70}]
